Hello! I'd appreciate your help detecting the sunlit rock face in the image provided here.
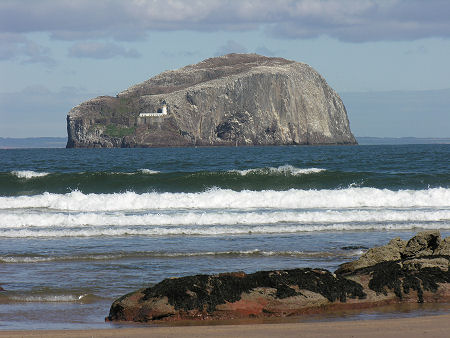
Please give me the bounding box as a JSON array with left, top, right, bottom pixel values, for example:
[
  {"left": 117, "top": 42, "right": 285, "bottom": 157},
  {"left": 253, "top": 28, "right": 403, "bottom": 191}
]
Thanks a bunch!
[{"left": 67, "top": 54, "right": 357, "bottom": 148}]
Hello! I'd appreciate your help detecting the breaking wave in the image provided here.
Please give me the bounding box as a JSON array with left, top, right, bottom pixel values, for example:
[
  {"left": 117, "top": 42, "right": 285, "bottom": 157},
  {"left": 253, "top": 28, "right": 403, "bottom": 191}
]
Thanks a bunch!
[
  {"left": 1, "top": 187, "right": 448, "bottom": 211},
  {"left": 0, "top": 249, "right": 362, "bottom": 264},
  {"left": 138, "top": 169, "right": 160, "bottom": 174},
  {"left": 230, "top": 165, "right": 326, "bottom": 176},
  {"left": 0, "top": 223, "right": 448, "bottom": 238},
  {"left": 11, "top": 170, "right": 49, "bottom": 179},
  {"left": 0, "top": 209, "right": 449, "bottom": 228},
  {"left": 0, "top": 293, "right": 101, "bottom": 304},
  {"left": 0, "top": 187, "right": 448, "bottom": 238}
]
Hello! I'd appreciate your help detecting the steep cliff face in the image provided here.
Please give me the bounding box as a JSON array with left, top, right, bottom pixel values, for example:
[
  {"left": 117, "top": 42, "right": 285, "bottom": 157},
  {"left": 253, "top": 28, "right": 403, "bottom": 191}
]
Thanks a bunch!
[{"left": 66, "top": 54, "right": 357, "bottom": 148}]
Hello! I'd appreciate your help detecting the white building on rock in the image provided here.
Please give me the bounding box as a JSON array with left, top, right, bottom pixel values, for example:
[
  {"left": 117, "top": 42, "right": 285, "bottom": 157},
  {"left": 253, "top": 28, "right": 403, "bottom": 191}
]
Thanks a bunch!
[{"left": 139, "top": 101, "right": 168, "bottom": 117}]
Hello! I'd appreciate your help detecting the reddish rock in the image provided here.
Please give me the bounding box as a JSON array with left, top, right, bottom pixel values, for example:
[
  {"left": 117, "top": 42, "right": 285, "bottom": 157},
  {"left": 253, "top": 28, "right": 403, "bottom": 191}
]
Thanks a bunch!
[{"left": 107, "top": 231, "right": 450, "bottom": 323}]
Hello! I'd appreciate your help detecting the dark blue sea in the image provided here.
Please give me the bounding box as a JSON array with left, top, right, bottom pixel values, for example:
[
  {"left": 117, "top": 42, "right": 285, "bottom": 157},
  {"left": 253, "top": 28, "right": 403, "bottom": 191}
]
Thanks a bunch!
[{"left": 0, "top": 144, "right": 449, "bottom": 329}]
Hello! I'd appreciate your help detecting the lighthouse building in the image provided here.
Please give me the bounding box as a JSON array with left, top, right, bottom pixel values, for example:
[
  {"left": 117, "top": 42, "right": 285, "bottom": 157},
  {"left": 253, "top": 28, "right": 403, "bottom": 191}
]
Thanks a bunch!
[{"left": 139, "top": 100, "right": 168, "bottom": 117}]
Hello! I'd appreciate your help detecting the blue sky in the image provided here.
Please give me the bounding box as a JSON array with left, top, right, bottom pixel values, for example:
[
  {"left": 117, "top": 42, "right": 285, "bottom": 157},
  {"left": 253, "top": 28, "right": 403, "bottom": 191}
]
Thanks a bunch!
[{"left": 1, "top": 0, "right": 449, "bottom": 138}]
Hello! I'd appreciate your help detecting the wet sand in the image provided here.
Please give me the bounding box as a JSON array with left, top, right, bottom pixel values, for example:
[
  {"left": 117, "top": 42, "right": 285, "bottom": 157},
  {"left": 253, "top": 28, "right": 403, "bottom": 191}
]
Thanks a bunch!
[{"left": 0, "top": 314, "right": 449, "bottom": 338}]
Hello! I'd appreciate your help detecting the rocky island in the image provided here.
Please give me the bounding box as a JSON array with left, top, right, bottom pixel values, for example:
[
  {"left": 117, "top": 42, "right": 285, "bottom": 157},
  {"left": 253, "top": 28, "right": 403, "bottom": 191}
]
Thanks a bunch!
[
  {"left": 107, "top": 231, "right": 450, "bottom": 323},
  {"left": 66, "top": 54, "right": 356, "bottom": 148}
]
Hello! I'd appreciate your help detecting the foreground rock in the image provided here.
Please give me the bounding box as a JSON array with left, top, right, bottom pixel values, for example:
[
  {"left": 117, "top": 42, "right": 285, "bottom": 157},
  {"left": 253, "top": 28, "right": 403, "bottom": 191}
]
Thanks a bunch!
[
  {"left": 336, "top": 230, "right": 450, "bottom": 274},
  {"left": 108, "top": 270, "right": 365, "bottom": 322},
  {"left": 67, "top": 53, "right": 356, "bottom": 148},
  {"left": 107, "top": 231, "right": 450, "bottom": 322}
]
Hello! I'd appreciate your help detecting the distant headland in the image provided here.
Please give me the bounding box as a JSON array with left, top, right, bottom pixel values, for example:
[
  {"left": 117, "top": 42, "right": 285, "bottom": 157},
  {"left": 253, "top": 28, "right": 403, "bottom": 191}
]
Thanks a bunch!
[
  {"left": 0, "top": 137, "right": 67, "bottom": 149},
  {"left": 66, "top": 54, "right": 357, "bottom": 148},
  {"left": 1, "top": 137, "right": 449, "bottom": 149}
]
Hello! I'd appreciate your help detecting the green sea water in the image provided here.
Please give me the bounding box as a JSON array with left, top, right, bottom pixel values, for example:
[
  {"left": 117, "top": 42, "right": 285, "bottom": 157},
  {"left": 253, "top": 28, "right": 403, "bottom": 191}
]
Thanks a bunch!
[{"left": 0, "top": 144, "right": 449, "bottom": 329}]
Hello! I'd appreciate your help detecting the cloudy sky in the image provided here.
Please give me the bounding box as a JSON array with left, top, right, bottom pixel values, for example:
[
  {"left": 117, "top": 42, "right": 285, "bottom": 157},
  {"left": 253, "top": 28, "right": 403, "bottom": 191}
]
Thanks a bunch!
[{"left": 1, "top": 0, "right": 449, "bottom": 138}]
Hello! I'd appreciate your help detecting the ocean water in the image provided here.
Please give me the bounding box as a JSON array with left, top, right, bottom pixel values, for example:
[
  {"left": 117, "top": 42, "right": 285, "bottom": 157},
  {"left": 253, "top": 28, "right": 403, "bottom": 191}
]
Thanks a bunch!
[{"left": 0, "top": 144, "right": 449, "bottom": 330}]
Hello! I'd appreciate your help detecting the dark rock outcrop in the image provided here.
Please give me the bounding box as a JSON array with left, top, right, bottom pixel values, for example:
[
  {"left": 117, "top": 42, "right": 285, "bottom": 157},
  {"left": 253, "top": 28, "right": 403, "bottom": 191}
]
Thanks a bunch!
[
  {"left": 67, "top": 54, "right": 357, "bottom": 148},
  {"left": 336, "top": 230, "right": 450, "bottom": 274},
  {"left": 107, "top": 270, "right": 366, "bottom": 322},
  {"left": 107, "top": 231, "right": 450, "bottom": 323}
]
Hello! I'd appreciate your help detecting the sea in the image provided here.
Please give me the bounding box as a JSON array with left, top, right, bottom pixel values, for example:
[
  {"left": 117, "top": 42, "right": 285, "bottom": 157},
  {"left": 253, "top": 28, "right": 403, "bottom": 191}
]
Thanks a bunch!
[{"left": 0, "top": 144, "right": 449, "bottom": 330}]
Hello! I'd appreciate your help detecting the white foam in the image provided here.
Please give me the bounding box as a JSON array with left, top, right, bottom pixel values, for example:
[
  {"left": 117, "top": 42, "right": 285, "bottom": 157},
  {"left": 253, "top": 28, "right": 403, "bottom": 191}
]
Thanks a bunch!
[
  {"left": 138, "top": 169, "right": 160, "bottom": 174},
  {"left": 352, "top": 249, "right": 366, "bottom": 256},
  {"left": 0, "top": 222, "right": 449, "bottom": 238},
  {"left": 1, "top": 187, "right": 449, "bottom": 238},
  {"left": 0, "top": 250, "right": 341, "bottom": 263},
  {"left": 10, "top": 294, "right": 88, "bottom": 302},
  {"left": 1, "top": 187, "right": 449, "bottom": 211},
  {"left": 163, "top": 249, "right": 260, "bottom": 257},
  {"left": 231, "top": 165, "right": 325, "bottom": 176},
  {"left": 11, "top": 170, "right": 49, "bottom": 179},
  {"left": 0, "top": 209, "right": 449, "bottom": 228},
  {"left": 0, "top": 256, "right": 54, "bottom": 263}
]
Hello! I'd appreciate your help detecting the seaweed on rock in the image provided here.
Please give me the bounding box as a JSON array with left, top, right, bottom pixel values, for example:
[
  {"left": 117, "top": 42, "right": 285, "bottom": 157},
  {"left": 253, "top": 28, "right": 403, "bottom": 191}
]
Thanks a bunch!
[
  {"left": 142, "top": 268, "right": 366, "bottom": 313},
  {"left": 359, "top": 257, "right": 450, "bottom": 303},
  {"left": 107, "top": 232, "right": 450, "bottom": 323}
]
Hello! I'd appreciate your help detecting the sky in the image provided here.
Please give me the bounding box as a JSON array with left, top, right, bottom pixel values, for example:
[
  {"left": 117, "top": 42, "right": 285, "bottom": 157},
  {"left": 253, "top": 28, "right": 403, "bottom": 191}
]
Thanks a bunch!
[{"left": 0, "top": 0, "right": 449, "bottom": 138}]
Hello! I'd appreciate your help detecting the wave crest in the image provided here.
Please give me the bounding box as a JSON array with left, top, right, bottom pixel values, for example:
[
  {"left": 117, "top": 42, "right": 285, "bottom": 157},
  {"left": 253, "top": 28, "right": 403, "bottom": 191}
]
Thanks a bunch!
[
  {"left": 230, "top": 165, "right": 325, "bottom": 176},
  {"left": 1, "top": 187, "right": 448, "bottom": 211},
  {"left": 138, "top": 169, "right": 160, "bottom": 174},
  {"left": 11, "top": 170, "right": 49, "bottom": 179}
]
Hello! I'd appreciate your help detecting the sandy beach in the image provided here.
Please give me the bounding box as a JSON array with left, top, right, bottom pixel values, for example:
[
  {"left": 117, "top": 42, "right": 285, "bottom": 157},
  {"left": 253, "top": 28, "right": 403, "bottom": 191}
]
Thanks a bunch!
[{"left": 0, "top": 314, "right": 449, "bottom": 338}]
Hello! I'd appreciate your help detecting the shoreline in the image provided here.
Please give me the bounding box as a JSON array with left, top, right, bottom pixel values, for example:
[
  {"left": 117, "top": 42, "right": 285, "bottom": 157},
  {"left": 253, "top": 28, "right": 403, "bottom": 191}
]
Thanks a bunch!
[{"left": 1, "top": 313, "right": 449, "bottom": 337}]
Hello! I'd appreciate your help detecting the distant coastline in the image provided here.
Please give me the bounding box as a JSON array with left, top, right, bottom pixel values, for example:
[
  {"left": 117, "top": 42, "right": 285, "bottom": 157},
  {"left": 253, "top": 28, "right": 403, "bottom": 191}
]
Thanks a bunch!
[
  {"left": 0, "top": 136, "right": 449, "bottom": 148},
  {"left": 356, "top": 137, "right": 450, "bottom": 145},
  {"left": 0, "top": 137, "right": 67, "bottom": 149}
]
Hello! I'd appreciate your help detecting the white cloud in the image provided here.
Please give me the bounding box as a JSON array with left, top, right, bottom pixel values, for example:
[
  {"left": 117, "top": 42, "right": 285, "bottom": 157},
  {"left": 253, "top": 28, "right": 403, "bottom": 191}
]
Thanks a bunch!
[
  {"left": 0, "top": 33, "right": 55, "bottom": 65},
  {"left": 215, "top": 40, "right": 248, "bottom": 56},
  {"left": 1, "top": 1, "right": 449, "bottom": 43},
  {"left": 68, "top": 42, "right": 140, "bottom": 59},
  {"left": 161, "top": 50, "right": 201, "bottom": 58}
]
